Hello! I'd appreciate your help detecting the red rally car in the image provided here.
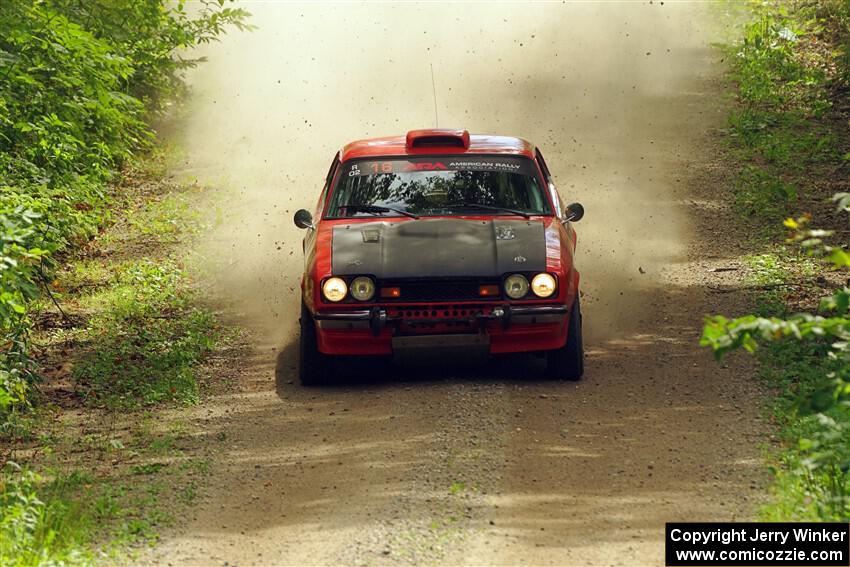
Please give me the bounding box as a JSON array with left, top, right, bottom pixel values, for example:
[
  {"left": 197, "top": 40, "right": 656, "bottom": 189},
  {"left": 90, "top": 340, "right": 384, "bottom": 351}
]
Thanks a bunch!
[{"left": 293, "top": 129, "right": 585, "bottom": 385}]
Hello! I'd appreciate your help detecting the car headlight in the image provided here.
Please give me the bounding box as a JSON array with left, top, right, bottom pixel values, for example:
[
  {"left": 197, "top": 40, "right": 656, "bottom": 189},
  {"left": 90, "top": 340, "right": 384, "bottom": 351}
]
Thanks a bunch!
[
  {"left": 322, "top": 277, "right": 347, "bottom": 302},
  {"left": 531, "top": 273, "right": 557, "bottom": 298},
  {"left": 504, "top": 274, "right": 529, "bottom": 299},
  {"left": 350, "top": 276, "right": 375, "bottom": 301}
]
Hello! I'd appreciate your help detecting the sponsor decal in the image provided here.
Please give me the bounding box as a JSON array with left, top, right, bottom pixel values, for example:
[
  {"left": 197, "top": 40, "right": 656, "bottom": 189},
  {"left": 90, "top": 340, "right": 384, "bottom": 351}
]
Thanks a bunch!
[
  {"left": 448, "top": 161, "right": 522, "bottom": 171},
  {"left": 404, "top": 162, "right": 447, "bottom": 171}
]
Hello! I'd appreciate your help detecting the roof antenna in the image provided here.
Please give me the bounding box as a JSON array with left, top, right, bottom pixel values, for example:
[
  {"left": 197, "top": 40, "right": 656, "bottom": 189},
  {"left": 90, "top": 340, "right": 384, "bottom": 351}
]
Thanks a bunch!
[{"left": 430, "top": 63, "right": 439, "bottom": 128}]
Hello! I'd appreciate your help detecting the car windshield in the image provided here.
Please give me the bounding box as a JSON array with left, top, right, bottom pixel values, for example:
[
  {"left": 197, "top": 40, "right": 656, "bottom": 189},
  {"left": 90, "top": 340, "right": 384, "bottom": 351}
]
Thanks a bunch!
[{"left": 326, "top": 156, "right": 552, "bottom": 218}]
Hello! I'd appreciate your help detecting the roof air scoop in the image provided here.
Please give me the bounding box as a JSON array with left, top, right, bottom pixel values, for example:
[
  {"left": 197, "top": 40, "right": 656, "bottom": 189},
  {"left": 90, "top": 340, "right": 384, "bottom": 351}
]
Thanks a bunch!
[{"left": 406, "top": 129, "right": 470, "bottom": 150}]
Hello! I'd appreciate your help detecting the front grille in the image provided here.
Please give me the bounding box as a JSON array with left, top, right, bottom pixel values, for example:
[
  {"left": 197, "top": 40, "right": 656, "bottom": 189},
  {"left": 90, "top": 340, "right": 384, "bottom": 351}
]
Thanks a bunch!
[{"left": 382, "top": 279, "right": 500, "bottom": 302}]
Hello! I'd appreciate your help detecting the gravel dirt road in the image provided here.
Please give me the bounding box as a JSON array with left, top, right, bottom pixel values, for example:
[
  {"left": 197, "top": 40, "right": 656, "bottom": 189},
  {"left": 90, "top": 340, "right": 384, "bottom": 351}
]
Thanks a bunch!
[{"left": 141, "top": 3, "right": 767, "bottom": 566}]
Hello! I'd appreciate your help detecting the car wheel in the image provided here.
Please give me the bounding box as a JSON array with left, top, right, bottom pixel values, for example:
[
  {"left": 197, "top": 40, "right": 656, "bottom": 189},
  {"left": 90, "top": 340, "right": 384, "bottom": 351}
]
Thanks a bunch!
[
  {"left": 299, "top": 302, "right": 332, "bottom": 386},
  {"left": 547, "top": 296, "right": 584, "bottom": 381}
]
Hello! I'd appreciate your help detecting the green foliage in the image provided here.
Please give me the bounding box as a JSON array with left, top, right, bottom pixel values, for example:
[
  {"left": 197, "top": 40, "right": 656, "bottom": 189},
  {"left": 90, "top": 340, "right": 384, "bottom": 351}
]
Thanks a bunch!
[
  {"left": 46, "top": 0, "right": 254, "bottom": 108},
  {"left": 126, "top": 193, "right": 204, "bottom": 244},
  {"left": 131, "top": 463, "right": 167, "bottom": 476},
  {"left": 0, "top": 3, "right": 244, "bottom": 562},
  {"left": 0, "top": 209, "right": 49, "bottom": 417},
  {"left": 711, "top": 2, "right": 850, "bottom": 518},
  {"left": 731, "top": 13, "right": 829, "bottom": 115},
  {"left": 754, "top": 338, "right": 850, "bottom": 521},
  {"left": 0, "top": 0, "right": 247, "bottom": 425},
  {"left": 73, "top": 260, "right": 217, "bottom": 408},
  {"left": 734, "top": 165, "right": 797, "bottom": 219},
  {"left": 0, "top": 455, "right": 199, "bottom": 564},
  {"left": 724, "top": 2, "right": 841, "bottom": 223},
  {"left": 0, "top": 465, "right": 94, "bottom": 566},
  {"left": 702, "top": 199, "right": 850, "bottom": 520},
  {"left": 1, "top": 4, "right": 146, "bottom": 178}
]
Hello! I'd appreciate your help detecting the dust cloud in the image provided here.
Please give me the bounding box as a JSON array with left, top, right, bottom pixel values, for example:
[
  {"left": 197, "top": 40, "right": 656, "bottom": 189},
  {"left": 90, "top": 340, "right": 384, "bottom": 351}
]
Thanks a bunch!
[{"left": 174, "top": 1, "right": 721, "bottom": 349}]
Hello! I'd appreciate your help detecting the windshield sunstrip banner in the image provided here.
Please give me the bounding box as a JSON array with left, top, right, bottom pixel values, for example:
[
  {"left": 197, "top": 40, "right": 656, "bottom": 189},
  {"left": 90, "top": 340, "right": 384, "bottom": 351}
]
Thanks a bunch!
[{"left": 345, "top": 156, "right": 535, "bottom": 177}]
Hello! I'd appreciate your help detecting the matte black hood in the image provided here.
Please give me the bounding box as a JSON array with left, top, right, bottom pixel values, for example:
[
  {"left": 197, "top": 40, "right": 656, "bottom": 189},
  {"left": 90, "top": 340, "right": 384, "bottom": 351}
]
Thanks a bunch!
[{"left": 331, "top": 218, "right": 546, "bottom": 279}]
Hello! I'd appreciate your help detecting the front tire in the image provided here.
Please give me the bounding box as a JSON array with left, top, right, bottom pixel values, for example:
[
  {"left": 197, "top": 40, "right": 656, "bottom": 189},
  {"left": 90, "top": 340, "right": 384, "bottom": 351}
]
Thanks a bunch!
[
  {"left": 299, "top": 302, "right": 332, "bottom": 386},
  {"left": 547, "top": 297, "right": 584, "bottom": 381}
]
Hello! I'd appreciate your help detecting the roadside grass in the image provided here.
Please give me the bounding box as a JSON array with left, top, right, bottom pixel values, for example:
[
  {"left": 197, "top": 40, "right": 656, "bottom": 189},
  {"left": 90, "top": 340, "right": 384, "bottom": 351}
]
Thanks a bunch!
[
  {"left": 1, "top": 150, "right": 228, "bottom": 564},
  {"left": 109, "top": 191, "right": 206, "bottom": 250},
  {"left": 723, "top": 5, "right": 840, "bottom": 230},
  {"left": 744, "top": 251, "right": 820, "bottom": 314},
  {"left": 1, "top": 452, "right": 213, "bottom": 566},
  {"left": 0, "top": 467, "right": 95, "bottom": 566},
  {"left": 70, "top": 259, "right": 218, "bottom": 408}
]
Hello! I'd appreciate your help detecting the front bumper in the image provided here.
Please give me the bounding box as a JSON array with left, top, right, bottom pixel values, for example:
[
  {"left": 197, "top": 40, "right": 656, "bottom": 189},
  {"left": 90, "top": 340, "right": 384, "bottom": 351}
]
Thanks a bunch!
[{"left": 313, "top": 303, "right": 569, "bottom": 355}]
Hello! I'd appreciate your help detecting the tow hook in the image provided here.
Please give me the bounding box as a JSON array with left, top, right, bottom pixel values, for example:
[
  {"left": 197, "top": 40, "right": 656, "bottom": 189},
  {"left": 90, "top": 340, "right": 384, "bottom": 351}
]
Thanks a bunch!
[{"left": 369, "top": 307, "right": 386, "bottom": 336}]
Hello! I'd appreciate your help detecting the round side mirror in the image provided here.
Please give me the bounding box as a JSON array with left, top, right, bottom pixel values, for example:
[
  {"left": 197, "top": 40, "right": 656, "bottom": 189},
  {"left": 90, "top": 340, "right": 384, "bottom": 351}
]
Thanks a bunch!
[
  {"left": 564, "top": 203, "right": 584, "bottom": 222},
  {"left": 293, "top": 209, "right": 314, "bottom": 229}
]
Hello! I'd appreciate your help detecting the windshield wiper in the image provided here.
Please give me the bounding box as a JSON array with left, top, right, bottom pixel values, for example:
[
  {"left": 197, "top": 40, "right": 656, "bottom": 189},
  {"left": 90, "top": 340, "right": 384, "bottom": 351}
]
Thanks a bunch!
[
  {"left": 338, "top": 204, "right": 419, "bottom": 219},
  {"left": 442, "top": 202, "right": 531, "bottom": 219}
]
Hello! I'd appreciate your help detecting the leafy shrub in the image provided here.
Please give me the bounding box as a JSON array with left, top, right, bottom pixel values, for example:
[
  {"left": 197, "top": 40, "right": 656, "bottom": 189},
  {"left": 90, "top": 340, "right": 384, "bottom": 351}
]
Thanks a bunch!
[
  {"left": 0, "top": 464, "right": 93, "bottom": 566},
  {"left": 0, "top": 209, "right": 49, "bottom": 416},
  {"left": 702, "top": 195, "right": 850, "bottom": 520},
  {"left": 730, "top": 14, "right": 830, "bottom": 116},
  {"left": 46, "top": 0, "right": 253, "bottom": 108},
  {"left": 734, "top": 165, "right": 797, "bottom": 219},
  {"left": 0, "top": 0, "right": 247, "bottom": 426}
]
